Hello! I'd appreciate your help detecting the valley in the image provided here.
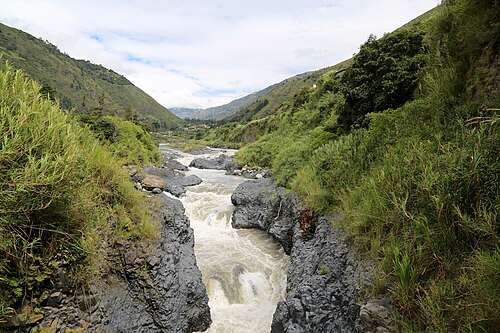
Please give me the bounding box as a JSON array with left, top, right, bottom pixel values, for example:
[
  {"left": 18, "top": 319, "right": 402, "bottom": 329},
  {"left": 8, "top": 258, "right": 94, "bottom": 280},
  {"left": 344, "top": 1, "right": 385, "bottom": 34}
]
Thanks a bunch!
[{"left": 0, "top": 1, "right": 498, "bottom": 332}]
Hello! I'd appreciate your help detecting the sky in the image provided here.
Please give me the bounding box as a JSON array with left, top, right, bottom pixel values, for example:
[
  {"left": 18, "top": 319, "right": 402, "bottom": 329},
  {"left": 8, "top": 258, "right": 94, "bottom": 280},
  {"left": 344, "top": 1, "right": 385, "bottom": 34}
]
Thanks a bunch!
[{"left": 0, "top": 0, "right": 439, "bottom": 109}]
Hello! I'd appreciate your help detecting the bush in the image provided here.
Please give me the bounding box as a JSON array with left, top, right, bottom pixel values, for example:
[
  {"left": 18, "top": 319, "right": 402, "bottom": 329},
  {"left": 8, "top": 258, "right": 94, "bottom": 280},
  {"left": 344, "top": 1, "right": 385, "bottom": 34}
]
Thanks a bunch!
[
  {"left": 0, "top": 66, "right": 154, "bottom": 314},
  {"left": 81, "top": 115, "right": 161, "bottom": 166},
  {"left": 337, "top": 30, "right": 427, "bottom": 129}
]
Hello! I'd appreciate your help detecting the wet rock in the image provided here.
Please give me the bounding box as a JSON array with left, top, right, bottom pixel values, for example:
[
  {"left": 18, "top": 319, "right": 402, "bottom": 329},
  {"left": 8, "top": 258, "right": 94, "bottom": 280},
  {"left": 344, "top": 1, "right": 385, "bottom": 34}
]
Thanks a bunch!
[
  {"left": 97, "top": 195, "right": 211, "bottom": 332},
  {"left": 141, "top": 167, "right": 202, "bottom": 197},
  {"left": 164, "top": 158, "right": 188, "bottom": 171},
  {"left": 152, "top": 187, "right": 162, "bottom": 194},
  {"left": 189, "top": 154, "right": 233, "bottom": 170},
  {"left": 231, "top": 178, "right": 373, "bottom": 332},
  {"left": 141, "top": 175, "right": 167, "bottom": 191},
  {"left": 231, "top": 179, "right": 298, "bottom": 253}
]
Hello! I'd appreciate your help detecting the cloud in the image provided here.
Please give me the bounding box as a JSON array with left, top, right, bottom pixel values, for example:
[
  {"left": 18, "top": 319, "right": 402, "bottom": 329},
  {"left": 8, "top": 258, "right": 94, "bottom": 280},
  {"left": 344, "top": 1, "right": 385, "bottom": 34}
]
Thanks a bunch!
[{"left": 0, "top": 0, "right": 439, "bottom": 108}]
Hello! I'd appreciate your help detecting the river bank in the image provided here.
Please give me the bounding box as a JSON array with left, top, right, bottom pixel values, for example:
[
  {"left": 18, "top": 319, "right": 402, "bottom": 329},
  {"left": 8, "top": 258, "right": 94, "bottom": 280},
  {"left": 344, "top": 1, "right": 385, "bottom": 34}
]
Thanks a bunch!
[{"left": 13, "top": 146, "right": 392, "bottom": 333}]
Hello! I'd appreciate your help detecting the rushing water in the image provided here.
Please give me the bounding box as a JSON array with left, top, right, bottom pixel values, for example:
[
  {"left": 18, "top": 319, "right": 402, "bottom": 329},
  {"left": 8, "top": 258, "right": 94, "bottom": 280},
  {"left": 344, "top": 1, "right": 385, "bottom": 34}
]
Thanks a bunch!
[{"left": 161, "top": 146, "right": 289, "bottom": 333}]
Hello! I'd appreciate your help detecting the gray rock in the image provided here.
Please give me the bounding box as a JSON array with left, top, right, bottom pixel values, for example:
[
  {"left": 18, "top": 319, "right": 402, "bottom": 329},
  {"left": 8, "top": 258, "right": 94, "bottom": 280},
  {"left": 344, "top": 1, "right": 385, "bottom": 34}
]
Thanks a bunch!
[
  {"left": 19, "top": 195, "right": 211, "bottom": 333},
  {"left": 141, "top": 175, "right": 167, "bottom": 190},
  {"left": 141, "top": 167, "right": 202, "bottom": 197},
  {"left": 95, "top": 195, "right": 212, "bottom": 333},
  {"left": 189, "top": 154, "right": 233, "bottom": 170},
  {"left": 231, "top": 179, "right": 372, "bottom": 333},
  {"left": 271, "top": 219, "right": 363, "bottom": 333},
  {"left": 152, "top": 188, "right": 162, "bottom": 194},
  {"left": 164, "top": 158, "right": 188, "bottom": 171},
  {"left": 231, "top": 179, "right": 298, "bottom": 254},
  {"left": 357, "top": 298, "right": 395, "bottom": 333}
]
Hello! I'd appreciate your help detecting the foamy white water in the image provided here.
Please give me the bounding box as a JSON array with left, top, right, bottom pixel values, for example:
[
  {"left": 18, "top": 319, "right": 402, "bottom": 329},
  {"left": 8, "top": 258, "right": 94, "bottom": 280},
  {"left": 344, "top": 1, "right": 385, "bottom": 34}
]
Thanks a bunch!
[{"left": 160, "top": 145, "right": 288, "bottom": 333}]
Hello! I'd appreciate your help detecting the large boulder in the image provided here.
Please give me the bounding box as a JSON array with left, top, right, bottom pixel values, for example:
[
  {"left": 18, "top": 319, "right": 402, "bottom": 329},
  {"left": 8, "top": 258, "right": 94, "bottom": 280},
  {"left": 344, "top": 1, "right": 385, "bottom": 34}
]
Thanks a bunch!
[
  {"left": 189, "top": 154, "right": 233, "bottom": 170},
  {"left": 141, "top": 174, "right": 167, "bottom": 190},
  {"left": 139, "top": 167, "right": 202, "bottom": 197},
  {"left": 231, "top": 179, "right": 299, "bottom": 254}
]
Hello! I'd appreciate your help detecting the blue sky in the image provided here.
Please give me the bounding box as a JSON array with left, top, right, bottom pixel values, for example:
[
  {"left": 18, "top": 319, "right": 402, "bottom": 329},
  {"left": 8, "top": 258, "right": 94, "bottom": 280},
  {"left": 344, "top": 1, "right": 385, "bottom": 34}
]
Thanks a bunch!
[{"left": 0, "top": 0, "right": 439, "bottom": 108}]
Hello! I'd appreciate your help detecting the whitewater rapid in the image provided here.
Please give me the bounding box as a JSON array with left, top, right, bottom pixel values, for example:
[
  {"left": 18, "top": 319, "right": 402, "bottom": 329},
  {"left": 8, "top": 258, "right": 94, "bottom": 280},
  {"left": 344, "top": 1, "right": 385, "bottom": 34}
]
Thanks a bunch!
[{"left": 162, "top": 147, "right": 288, "bottom": 333}]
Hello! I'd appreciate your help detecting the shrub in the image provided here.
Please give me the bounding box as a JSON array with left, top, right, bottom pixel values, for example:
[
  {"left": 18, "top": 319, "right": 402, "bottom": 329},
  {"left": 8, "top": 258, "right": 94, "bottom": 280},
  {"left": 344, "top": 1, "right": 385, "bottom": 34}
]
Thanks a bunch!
[
  {"left": 337, "top": 30, "right": 427, "bottom": 129},
  {"left": 81, "top": 115, "right": 161, "bottom": 166}
]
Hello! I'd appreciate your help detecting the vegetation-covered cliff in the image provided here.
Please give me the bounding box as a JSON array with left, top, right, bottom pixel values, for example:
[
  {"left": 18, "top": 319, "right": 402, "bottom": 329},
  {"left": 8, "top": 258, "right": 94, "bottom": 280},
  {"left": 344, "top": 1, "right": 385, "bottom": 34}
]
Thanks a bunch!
[
  {"left": 0, "top": 64, "right": 162, "bottom": 322},
  {"left": 204, "top": 0, "right": 499, "bottom": 330}
]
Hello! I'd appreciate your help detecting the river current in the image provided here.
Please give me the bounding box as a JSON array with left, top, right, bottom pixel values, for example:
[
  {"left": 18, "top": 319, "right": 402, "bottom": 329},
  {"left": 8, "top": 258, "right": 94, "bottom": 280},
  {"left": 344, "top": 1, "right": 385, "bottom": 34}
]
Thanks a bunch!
[{"left": 160, "top": 146, "right": 289, "bottom": 333}]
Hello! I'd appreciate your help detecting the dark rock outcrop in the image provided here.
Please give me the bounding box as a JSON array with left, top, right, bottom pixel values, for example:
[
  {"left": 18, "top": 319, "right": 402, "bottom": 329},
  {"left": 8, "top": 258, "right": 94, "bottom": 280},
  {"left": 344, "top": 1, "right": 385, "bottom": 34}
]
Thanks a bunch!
[
  {"left": 98, "top": 195, "right": 211, "bottom": 333},
  {"left": 231, "top": 179, "right": 381, "bottom": 333},
  {"left": 231, "top": 179, "right": 297, "bottom": 254},
  {"left": 271, "top": 218, "right": 363, "bottom": 333},
  {"left": 164, "top": 158, "right": 189, "bottom": 171},
  {"left": 189, "top": 154, "right": 233, "bottom": 170},
  {"left": 19, "top": 195, "right": 211, "bottom": 333}
]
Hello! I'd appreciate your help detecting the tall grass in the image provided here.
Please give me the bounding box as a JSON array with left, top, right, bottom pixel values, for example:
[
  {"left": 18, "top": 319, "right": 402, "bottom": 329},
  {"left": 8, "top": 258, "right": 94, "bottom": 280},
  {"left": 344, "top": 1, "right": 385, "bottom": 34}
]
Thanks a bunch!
[
  {"left": 231, "top": 0, "right": 499, "bottom": 330},
  {"left": 0, "top": 65, "right": 155, "bottom": 314}
]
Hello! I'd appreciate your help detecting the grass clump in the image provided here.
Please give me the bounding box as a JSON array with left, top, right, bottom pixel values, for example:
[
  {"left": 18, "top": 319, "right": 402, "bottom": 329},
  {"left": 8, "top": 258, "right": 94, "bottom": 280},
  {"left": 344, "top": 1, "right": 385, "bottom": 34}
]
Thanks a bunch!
[{"left": 0, "top": 65, "right": 155, "bottom": 317}]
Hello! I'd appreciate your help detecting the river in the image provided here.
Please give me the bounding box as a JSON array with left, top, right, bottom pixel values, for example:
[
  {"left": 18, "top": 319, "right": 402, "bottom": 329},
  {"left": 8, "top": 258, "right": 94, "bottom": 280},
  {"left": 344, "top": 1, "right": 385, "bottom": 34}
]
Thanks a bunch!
[{"left": 161, "top": 146, "right": 289, "bottom": 333}]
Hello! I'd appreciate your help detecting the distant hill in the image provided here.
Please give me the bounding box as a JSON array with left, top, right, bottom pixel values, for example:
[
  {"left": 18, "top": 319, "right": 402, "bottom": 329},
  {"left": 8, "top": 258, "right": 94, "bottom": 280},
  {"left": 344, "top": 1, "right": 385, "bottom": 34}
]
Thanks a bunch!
[
  {"left": 0, "top": 22, "right": 181, "bottom": 129},
  {"left": 174, "top": 7, "right": 437, "bottom": 123},
  {"left": 171, "top": 86, "right": 274, "bottom": 120},
  {"left": 171, "top": 68, "right": 336, "bottom": 121}
]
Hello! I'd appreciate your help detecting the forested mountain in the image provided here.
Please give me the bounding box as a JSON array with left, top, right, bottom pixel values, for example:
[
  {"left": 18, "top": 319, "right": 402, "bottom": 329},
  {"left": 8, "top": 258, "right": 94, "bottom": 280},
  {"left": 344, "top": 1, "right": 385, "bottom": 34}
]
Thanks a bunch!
[{"left": 0, "top": 22, "right": 181, "bottom": 129}]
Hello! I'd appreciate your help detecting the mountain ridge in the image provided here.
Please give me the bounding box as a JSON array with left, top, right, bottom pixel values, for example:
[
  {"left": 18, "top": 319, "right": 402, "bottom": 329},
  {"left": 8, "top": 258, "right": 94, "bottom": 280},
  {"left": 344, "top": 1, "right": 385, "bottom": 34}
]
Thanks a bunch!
[{"left": 0, "top": 22, "right": 181, "bottom": 129}]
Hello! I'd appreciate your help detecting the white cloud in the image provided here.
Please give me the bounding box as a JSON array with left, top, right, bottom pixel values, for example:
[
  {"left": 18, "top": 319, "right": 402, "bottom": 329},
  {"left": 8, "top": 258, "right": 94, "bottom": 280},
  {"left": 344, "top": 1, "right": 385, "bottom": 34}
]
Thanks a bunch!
[{"left": 0, "top": 0, "right": 439, "bottom": 108}]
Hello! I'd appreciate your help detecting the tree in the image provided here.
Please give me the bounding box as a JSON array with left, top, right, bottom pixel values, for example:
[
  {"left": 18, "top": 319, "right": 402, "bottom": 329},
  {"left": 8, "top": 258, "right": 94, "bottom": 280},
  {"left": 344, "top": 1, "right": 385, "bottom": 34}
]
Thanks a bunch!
[{"left": 337, "top": 30, "right": 427, "bottom": 129}]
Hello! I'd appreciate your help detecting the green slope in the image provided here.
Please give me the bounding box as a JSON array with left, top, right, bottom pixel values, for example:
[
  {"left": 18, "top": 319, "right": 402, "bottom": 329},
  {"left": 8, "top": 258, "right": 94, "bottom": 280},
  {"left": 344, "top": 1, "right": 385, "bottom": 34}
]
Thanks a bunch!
[
  {"left": 226, "top": 59, "right": 352, "bottom": 122},
  {"left": 0, "top": 22, "right": 181, "bottom": 129},
  {"left": 212, "top": 0, "right": 499, "bottom": 330},
  {"left": 205, "top": 7, "right": 436, "bottom": 124}
]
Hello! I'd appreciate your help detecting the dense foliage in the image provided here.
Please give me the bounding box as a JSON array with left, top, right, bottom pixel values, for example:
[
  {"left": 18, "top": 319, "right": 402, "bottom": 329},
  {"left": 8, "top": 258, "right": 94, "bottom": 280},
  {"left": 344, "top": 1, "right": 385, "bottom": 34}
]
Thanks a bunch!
[
  {"left": 0, "top": 66, "right": 156, "bottom": 316},
  {"left": 211, "top": 1, "right": 499, "bottom": 330},
  {"left": 338, "top": 30, "right": 426, "bottom": 129},
  {"left": 81, "top": 115, "right": 162, "bottom": 166}
]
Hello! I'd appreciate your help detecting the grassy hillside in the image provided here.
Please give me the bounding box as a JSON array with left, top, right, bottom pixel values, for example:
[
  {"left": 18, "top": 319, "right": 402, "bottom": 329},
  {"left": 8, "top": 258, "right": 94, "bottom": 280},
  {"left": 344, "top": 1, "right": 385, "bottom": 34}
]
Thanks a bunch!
[
  {"left": 210, "top": 0, "right": 499, "bottom": 331},
  {"left": 0, "top": 64, "right": 160, "bottom": 319},
  {"left": 0, "top": 22, "right": 181, "bottom": 130}
]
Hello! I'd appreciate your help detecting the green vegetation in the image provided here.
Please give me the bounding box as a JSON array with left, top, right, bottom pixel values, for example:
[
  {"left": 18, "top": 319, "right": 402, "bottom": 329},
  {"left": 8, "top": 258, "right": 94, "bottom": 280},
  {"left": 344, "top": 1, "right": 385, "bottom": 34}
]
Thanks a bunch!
[
  {"left": 0, "top": 65, "right": 157, "bottom": 318},
  {"left": 81, "top": 115, "right": 161, "bottom": 165},
  {"left": 210, "top": 1, "right": 499, "bottom": 330},
  {"left": 0, "top": 22, "right": 181, "bottom": 130}
]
